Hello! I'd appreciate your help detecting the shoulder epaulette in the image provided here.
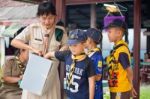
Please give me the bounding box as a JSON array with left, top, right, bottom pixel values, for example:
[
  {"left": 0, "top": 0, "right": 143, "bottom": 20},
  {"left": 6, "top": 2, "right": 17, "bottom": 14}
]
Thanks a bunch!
[{"left": 30, "top": 23, "right": 40, "bottom": 28}]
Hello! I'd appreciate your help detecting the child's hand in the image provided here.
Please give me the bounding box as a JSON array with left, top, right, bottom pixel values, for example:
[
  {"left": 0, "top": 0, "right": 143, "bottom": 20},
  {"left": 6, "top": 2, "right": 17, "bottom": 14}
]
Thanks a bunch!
[
  {"left": 44, "top": 53, "right": 51, "bottom": 59},
  {"left": 44, "top": 52, "right": 55, "bottom": 59},
  {"left": 44, "top": 54, "right": 49, "bottom": 59},
  {"left": 131, "top": 87, "right": 137, "bottom": 98}
]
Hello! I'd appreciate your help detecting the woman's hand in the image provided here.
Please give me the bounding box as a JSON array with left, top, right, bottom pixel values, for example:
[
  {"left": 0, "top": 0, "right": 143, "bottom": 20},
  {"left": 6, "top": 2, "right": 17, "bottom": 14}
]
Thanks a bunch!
[{"left": 31, "top": 47, "right": 43, "bottom": 56}]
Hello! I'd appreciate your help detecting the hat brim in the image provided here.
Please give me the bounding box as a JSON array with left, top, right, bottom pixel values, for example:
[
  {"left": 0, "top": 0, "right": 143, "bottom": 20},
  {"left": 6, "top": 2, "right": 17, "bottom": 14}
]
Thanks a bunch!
[{"left": 67, "top": 39, "right": 81, "bottom": 45}]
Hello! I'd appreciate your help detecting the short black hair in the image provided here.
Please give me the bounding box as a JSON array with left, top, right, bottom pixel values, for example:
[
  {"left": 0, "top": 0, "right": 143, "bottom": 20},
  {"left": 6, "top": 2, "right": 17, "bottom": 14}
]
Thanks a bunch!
[
  {"left": 104, "top": 19, "right": 127, "bottom": 31},
  {"left": 105, "top": 19, "right": 129, "bottom": 43},
  {"left": 37, "top": 1, "right": 56, "bottom": 16}
]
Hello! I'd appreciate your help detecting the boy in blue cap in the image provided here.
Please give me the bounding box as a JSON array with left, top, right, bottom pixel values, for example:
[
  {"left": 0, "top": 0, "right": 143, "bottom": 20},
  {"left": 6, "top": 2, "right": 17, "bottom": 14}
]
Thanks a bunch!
[
  {"left": 105, "top": 19, "right": 137, "bottom": 99},
  {"left": 44, "top": 29, "right": 96, "bottom": 99},
  {"left": 84, "top": 28, "right": 103, "bottom": 99}
]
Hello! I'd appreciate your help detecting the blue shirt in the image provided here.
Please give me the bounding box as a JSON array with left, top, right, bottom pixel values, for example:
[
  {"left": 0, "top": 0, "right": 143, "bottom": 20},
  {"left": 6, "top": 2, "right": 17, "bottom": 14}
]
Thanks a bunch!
[
  {"left": 55, "top": 50, "right": 96, "bottom": 99},
  {"left": 89, "top": 51, "right": 103, "bottom": 99}
]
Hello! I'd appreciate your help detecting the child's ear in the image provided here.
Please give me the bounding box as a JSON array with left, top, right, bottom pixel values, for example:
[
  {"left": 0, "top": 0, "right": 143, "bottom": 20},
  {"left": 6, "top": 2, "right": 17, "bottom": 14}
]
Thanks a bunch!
[
  {"left": 117, "top": 30, "right": 122, "bottom": 37},
  {"left": 120, "top": 30, "right": 124, "bottom": 37}
]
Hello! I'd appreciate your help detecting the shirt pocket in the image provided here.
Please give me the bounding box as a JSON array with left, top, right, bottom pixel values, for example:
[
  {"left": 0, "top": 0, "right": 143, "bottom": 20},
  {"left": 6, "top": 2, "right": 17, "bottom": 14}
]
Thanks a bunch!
[{"left": 30, "top": 39, "right": 44, "bottom": 51}]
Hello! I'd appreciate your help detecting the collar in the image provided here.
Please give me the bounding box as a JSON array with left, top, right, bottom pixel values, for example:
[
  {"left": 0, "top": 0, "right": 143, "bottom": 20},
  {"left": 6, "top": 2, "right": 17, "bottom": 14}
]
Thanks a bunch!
[
  {"left": 72, "top": 53, "right": 86, "bottom": 61},
  {"left": 40, "top": 23, "right": 55, "bottom": 34},
  {"left": 114, "top": 40, "right": 128, "bottom": 48},
  {"left": 87, "top": 47, "right": 100, "bottom": 56}
]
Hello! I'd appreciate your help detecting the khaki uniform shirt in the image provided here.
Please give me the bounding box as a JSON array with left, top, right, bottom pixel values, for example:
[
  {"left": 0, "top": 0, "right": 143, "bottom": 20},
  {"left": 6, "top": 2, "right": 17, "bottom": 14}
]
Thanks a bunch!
[
  {"left": 3, "top": 57, "right": 21, "bottom": 79},
  {"left": 15, "top": 23, "right": 68, "bottom": 99},
  {"left": 0, "top": 57, "right": 22, "bottom": 99}
]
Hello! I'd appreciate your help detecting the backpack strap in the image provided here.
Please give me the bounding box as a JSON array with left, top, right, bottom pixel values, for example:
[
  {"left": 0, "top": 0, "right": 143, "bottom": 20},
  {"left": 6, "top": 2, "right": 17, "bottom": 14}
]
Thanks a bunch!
[{"left": 55, "top": 28, "right": 64, "bottom": 42}]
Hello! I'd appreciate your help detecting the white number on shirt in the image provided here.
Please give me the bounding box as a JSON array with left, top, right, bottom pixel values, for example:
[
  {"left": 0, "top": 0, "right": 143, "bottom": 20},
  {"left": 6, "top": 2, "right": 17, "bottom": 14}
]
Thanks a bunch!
[{"left": 65, "top": 73, "right": 81, "bottom": 93}]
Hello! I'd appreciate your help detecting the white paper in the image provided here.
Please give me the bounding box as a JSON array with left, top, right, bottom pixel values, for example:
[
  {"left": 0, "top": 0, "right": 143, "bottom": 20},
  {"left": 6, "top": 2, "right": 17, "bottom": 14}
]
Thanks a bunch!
[{"left": 20, "top": 53, "right": 52, "bottom": 96}]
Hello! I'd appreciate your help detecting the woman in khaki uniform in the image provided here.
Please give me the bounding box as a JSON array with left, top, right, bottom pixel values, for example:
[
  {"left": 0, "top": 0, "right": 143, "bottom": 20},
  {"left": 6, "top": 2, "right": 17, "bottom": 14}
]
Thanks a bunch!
[
  {"left": 0, "top": 49, "right": 28, "bottom": 99},
  {"left": 11, "top": 1, "right": 68, "bottom": 99}
]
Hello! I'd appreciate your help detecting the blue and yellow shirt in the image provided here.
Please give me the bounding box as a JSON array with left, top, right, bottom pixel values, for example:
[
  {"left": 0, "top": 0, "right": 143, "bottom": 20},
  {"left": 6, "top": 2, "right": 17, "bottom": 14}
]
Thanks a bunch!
[
  {"left": 106, "top": 40, "right": 132, "bottom": 92},
  {"left": 88, "top": 48, "right": 103, "bottom": 99}
]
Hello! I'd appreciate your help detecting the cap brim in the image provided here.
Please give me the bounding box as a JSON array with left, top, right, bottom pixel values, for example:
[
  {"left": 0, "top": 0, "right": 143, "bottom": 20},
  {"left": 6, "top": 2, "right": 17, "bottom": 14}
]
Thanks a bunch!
[{"left": 67, "top": 39, "right": 81, "bottom": 45}]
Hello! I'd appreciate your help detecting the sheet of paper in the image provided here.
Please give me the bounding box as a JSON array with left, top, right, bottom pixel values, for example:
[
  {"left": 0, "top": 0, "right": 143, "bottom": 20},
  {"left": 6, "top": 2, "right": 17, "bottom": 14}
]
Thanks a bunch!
[{"left": 20, "top": 53, "right": 52, "bottom": 96}]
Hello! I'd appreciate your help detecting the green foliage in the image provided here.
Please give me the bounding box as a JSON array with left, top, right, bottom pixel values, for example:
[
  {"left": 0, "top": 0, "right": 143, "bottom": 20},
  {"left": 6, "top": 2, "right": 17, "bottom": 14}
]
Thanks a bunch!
[{"left": 140, "top": 85, "right": 150, "bottom": 99}]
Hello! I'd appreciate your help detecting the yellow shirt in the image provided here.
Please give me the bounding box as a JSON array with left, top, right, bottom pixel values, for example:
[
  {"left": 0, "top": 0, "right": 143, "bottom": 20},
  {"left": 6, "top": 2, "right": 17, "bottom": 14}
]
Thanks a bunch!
[{"left": 106, "top": 40, "right": 132, "bottom": 92}]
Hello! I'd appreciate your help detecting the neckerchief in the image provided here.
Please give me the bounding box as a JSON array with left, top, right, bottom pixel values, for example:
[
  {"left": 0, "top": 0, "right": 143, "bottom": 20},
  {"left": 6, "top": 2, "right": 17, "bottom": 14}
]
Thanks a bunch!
[
  {"left": 15, "top": 56, "right": 25, "bottom": 75},
  {"left": 41, "top": 24, "right": 55, "bottom": 55},
  {"left": 87, "top": 47, "right": 100, "bottom": 57},
  {"left": 66, "top": 53, "right": 86, "bottom": 87},
  {"left": 111, "top": 40, "right": 128, "bottom": 55}
]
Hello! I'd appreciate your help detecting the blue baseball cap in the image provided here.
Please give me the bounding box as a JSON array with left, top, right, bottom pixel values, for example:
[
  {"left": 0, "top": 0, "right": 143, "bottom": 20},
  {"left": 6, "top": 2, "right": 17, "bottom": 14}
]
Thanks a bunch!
[
  {"left": 67, "top": 29, "right": 87, "bottom": 45},
  {"left": 85, "top": 28, "right": 102, "bottom": 44}
]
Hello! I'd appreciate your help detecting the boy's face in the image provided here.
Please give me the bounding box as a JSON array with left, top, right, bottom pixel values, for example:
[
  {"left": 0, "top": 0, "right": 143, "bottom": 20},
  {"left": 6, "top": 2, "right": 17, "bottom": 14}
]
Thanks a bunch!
[
  {"left": 84, "top": 37, "right": 90, "bottom": 49},
  {"left": 84, "top": 37, "right": 94, "bottom": 49},
  {"left": 39, "top": 14, "right": 56, "bottom": 29},
  {"left": 107, "top": 27, "right": 122, "bottom": 42},
  {"left": 69, "top": 42, "right": 85, "bottom": 55}
]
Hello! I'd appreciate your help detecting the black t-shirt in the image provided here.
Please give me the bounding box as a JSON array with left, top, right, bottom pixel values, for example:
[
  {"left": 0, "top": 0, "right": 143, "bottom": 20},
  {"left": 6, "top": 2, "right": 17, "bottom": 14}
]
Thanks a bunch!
[
  {"left": 118, "top": 52, "right": 130, "bottom": 69},
  {"left": 55, "top": 50, "right": 96, "bottom": 99}
]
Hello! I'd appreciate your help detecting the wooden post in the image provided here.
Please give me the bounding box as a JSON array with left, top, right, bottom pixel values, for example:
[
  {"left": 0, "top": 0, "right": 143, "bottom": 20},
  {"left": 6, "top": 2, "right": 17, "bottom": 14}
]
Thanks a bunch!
[
  {"left": 90, "top": 4, "right": 96, "bottom": 28},
  {"left": 147, "top": 36, "right": 150, "bottom": 53},
  {"left": 56, "top": 0, "right": 66, "bottom": 24},
  {"left": 133, "top": 0, "right": 141, "bottom": 98},
  {"left": 55, "top": 0, "right": 66, "bottom": 99}
]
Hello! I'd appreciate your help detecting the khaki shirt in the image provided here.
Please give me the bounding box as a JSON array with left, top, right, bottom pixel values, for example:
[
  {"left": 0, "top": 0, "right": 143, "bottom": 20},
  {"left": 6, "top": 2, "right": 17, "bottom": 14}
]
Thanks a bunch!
[
  {"left": 3, "top": 57, "right": 21, "bottom": 78},
  {"left": 0, "top": 57, "right": 22, "bottom": 99},
  {"left": 2, "top": 57, "right": 23, "bottom": 87},
  {"left": 15, "top": 23, "right": 68, "bottom": 53},
  {"left": 15, "top": 23, "right": 68, "bottom": 99}
]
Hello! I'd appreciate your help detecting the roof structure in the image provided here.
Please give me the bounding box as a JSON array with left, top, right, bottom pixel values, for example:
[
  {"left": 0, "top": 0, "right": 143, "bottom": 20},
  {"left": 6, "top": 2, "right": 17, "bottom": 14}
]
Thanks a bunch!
[{"left": 0, "top": 0, "right": 33, "bottom": 7}]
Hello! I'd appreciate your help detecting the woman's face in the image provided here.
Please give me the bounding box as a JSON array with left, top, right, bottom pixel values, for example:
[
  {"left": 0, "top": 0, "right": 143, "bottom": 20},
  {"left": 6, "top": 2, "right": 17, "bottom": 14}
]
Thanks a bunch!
[
  {"left": 39, "top": 14, "right": 56, "bottom": 29},
  {"left": 69, "top": 43, "right": 85, "bottom": 55}
]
